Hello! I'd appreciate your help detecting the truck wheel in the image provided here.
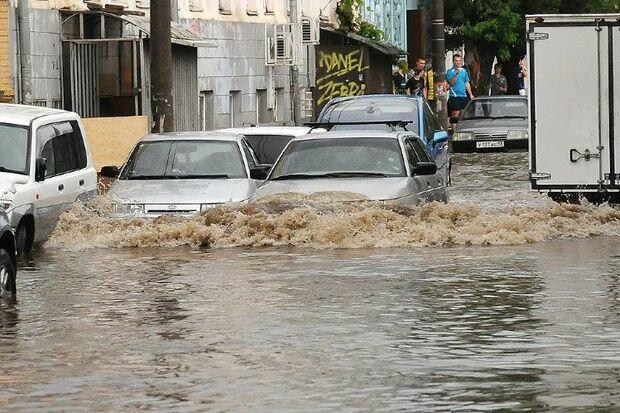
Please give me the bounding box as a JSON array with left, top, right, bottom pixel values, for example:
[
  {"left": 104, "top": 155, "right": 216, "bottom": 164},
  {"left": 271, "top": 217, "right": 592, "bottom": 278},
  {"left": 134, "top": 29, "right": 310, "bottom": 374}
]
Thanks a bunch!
[
  {"left": 0, "top": 249, "right": 16, "bottom": 296},
  {"left": 548, "top": 192, "right": 580, "bottom": 204},
  {"left": 15, "top": 222, "right": 32, "bottom": 255}
]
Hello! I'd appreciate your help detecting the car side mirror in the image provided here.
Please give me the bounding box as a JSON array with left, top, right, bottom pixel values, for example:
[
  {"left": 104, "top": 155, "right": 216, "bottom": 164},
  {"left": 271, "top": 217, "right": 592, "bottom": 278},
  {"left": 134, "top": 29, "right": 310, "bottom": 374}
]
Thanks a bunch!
[
  {"left": 100, "top": 165, "right": 120, "bottom": 178},
  {"left": 450, "top": 117, "right": 459, "bottom": 124},
  {"left": 35, "top": 158, "right": 47, "bottom": 182},
  {"left": 432, "top": 131, "right": 449, "bottom": 145},
  {"left": 250, "top": 164, "right": 272, "bottom": 180},
  {"left": 412, "top": 162, "right": 437, "bottom": 176}
]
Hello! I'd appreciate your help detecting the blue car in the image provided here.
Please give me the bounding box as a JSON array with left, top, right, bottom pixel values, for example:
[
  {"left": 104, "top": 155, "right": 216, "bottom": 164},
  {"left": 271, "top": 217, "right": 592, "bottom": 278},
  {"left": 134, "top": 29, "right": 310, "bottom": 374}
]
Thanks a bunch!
[{"left": 315, "top": 95, "right": 451, "bottom": 185}]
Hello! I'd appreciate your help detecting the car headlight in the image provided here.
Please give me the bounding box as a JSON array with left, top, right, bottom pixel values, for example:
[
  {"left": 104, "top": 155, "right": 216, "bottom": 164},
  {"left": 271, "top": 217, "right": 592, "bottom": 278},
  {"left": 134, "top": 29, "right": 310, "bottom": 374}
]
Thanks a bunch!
[
  {"left": 114, "top": 203, "right": 145, "bottom": 215},
  {"left": 507, "top": 130, "right": 529, "bottom": 140},
  {"left": 0, "top": 200, "right": 12, "bottom": 212},
  {"left": 452, "top": 132, "right": 474, "bottom": 141},
  {"left": 200, "top": 203, "right": 222, "bottom": 212}
]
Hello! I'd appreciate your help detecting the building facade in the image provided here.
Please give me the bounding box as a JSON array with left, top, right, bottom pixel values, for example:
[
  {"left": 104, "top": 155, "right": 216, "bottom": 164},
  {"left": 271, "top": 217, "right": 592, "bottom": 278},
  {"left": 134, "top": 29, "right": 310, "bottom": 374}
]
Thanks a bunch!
[{"left": 7, "top": 0, "right": 337, "bottom": 130}]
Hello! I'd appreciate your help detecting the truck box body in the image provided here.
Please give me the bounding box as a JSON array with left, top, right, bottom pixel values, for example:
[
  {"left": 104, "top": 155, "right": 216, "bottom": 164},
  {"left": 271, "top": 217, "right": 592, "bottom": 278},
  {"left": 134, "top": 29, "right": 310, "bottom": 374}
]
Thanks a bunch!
[{"left": 527, "top": 14, "right": 620, "bottom": 197}]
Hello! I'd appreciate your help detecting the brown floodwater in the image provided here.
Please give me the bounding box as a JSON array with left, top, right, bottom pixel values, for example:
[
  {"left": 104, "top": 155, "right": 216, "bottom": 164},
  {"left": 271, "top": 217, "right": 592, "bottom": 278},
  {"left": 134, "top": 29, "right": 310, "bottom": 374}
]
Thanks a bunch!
[{"left": 1, "top": 152, "right": 619, "bottom": 411}]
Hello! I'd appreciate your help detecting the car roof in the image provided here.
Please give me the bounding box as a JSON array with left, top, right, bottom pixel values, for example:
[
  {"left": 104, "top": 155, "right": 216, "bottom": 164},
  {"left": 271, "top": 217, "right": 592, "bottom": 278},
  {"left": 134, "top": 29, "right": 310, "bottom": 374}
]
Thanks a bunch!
[
  {"left": 0, "top": 104, "right": 71, "bottom": 126},
  {"left": 289, "top": 130, "right": 411, "bottom": 142},
  {"left": 219, "top": 126, "right": 312, "bottom": 137},
  {"left": 140, "top": 131, "right": 242, "bottom": 142}
]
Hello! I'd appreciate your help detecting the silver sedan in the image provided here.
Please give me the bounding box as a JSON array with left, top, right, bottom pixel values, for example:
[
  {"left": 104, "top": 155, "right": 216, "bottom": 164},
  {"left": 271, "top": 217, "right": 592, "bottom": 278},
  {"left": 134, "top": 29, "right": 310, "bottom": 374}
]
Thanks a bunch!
[
  {"left": 253, "top": 131, "right": 447, "bottom": 205},
  {"left": 101, "top": 132, "right": 271, "bottom": 216}
]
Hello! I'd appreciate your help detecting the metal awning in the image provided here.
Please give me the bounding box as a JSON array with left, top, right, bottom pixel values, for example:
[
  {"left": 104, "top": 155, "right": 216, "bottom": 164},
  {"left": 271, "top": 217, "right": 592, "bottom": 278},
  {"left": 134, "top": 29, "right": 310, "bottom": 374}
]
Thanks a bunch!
[
  {"left": 320, "top": 26, "right": 406, "bottom": 57},
  {"left": 122, "top": 15, "right": 216, "bottom": 48}
]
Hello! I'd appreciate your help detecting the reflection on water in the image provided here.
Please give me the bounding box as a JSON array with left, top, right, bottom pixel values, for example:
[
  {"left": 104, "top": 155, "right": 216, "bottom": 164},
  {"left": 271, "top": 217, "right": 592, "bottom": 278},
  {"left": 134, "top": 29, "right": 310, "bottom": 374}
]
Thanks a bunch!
[{"left": 1, "top": 152, "right": 619, "bottom": 411}]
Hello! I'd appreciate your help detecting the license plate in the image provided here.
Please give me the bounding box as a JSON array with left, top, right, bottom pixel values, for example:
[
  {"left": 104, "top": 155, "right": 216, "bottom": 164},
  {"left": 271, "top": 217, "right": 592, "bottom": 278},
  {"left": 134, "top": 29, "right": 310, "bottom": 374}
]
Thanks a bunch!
[{"left": 476, "top": 140, "right": 504, "bottom": 149}]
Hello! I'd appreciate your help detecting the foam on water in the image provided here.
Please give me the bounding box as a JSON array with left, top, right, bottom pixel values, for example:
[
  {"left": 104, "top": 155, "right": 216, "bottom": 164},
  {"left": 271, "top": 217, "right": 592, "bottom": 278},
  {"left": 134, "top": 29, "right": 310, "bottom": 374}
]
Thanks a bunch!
[{"left": 46, "top": 194, "right": 620, "bottom": 250}]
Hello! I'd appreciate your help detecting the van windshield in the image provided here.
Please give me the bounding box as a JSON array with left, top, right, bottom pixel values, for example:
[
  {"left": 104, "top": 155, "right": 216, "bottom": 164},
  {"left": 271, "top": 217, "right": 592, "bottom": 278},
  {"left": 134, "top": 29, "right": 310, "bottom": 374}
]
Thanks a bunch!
[{"left": 0, "top": 125, "right": 29, "bottom": 175}]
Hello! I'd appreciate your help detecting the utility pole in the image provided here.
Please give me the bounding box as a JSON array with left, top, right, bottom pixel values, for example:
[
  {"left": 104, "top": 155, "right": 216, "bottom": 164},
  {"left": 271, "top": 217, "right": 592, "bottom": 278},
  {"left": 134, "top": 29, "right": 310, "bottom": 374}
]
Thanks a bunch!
[
  {"left": 431, "top": 0, "right": 448, "bottom": 130},
  {"left": 150, "top": 0, "right": 174, "bottom": 132},
  {"left": 289, "top": 0, "right": 302, "bottom": 125}
]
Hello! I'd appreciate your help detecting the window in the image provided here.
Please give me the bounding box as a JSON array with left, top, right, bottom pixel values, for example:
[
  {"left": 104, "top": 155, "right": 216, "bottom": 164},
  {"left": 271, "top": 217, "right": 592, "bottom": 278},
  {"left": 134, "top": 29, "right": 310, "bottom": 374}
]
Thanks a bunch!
[
  {"left": 241, "top": 140, "right": 258, "bottom": 169},
  {"left": 37, "top": 121, "right": 87, "bottom": 177},
  {"left": 189, "top": 0, "right": 204, "bottom": 12},
  {"left": 199, "top": 90, "right": 214, "bottom": 131},
  {"left": 265, "top": 0, "right": 274, "bottom": 13},
  {"left": 246, "top": 0, "right": 259, "bottom": 15},
  {"left": 256, "top": 89, "right": 270, "bottom": 123},
  {"left": 219, "top": 0, "right": 232, "bottom": 14},
  {"left": 405, "top": 138, "right": 431, "bottom": 170},
  {"left": 229, "top": 90, "right": 241, "bottom": 127},
  {"left": 0, "top": 125, "right": 29, "bottom": 175}
]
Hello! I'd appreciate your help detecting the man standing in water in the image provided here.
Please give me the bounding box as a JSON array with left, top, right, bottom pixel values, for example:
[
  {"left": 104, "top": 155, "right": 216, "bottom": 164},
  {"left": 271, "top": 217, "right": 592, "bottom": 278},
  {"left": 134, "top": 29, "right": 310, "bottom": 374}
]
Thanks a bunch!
[
  {"left": 407, "top": 57, "right": 427, "bottom": 98},
  {"left": 446, "top": 54, "right": 475, "bottom": 120}
]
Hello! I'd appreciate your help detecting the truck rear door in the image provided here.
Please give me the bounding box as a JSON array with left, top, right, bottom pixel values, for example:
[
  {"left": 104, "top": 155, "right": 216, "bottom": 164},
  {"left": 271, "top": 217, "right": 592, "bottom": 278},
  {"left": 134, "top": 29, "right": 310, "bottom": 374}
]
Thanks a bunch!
[{"left": 528, "top": 18, "right": 618, "bottom": 191}]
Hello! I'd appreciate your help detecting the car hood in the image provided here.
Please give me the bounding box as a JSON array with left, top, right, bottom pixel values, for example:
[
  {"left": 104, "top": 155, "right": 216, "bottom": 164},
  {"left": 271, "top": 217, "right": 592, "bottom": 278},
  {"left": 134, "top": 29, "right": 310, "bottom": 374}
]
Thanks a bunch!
[
  {"left": 0, "top": 173, "right": 29, "bottom": 198},
  {"left": 457, "top": 118, "right": 527, "bottom": 132},
  {"left": 253, "top": 177, "right": 413, "bottom": 201},
  {"left": 108, "top": 178, "right": 255, "bottom": 204}
]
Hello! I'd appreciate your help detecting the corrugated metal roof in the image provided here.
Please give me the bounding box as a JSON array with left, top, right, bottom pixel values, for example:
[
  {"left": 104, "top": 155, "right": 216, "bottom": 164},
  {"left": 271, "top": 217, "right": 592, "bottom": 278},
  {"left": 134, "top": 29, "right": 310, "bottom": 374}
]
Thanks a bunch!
[
  {"left": 320, "top": 26, "right": 407, "bottom": 57},
  {"left": 122, "top": 15, "right": 216, "bottom": 48}
]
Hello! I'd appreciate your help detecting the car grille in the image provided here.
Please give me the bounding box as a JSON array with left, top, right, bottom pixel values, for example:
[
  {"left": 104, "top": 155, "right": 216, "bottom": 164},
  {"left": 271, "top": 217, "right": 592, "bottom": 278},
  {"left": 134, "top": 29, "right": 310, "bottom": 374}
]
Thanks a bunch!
[{"left": 474, "top": 133, "right": 507, "bottom": 140}]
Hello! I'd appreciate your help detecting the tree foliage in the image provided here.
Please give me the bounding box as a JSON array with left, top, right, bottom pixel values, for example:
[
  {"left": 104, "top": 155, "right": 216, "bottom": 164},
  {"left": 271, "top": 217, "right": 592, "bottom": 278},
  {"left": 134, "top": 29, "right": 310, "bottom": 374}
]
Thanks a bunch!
[{"left": 444, "top": 0, "right": 620, "bottom": 94}]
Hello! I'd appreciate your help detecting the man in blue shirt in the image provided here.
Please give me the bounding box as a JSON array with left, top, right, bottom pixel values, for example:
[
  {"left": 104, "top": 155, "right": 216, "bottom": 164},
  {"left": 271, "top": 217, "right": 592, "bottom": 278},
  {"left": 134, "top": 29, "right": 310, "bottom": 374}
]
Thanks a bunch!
[{"left": 446, "top": 54, "right": 475, "bottom": 120}]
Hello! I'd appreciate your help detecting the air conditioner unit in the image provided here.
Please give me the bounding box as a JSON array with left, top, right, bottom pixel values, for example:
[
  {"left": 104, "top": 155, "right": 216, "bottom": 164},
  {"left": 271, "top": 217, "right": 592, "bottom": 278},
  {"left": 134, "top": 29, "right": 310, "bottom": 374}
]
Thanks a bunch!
[
  {"left": 301, "top": 18, "right": 320, "bottom": 44},
  {"left": 265, "top": 24, "right": 296, "bottom": 66}
]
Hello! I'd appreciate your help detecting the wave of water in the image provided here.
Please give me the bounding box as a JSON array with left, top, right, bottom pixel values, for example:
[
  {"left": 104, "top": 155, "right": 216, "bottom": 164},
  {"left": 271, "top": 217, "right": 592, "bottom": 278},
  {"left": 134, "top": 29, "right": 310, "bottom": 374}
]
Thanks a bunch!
[{"left": 46, "top": 194, "right": 620, "bottom": 250}]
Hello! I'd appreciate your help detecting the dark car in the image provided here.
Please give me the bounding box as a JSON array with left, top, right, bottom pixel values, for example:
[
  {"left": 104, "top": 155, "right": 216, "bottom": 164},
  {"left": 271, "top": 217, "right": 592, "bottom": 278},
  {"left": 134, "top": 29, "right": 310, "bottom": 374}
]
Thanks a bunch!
[
  {"left": 316, "top": 94, "right": 451, "bottom": 185},
  {"left": 451, "top": 96, "right": 529, "bottom": 152},
  {"left": 0, "top": 208, "right": 16, "bottom": 297}
]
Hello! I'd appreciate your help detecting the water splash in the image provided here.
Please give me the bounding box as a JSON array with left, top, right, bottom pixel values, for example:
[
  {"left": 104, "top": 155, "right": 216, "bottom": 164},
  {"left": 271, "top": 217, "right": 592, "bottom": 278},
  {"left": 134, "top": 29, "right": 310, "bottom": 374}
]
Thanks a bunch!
[{"left": 46, "top": 194, "right": 620, "bottom": 251}]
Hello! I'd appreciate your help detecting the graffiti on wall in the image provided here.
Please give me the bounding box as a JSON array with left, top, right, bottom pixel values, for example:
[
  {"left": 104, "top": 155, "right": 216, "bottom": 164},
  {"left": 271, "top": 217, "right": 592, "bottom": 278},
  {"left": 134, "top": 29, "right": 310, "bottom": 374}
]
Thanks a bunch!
[{"left": 314, "top": 47, "right": 370, "bottom": 113}]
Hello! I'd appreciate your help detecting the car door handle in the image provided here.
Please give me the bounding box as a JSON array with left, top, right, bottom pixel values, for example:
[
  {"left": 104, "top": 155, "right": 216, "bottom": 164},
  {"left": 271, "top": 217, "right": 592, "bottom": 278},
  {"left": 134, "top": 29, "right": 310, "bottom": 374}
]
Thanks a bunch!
[
  {"left": 79, "top": 179, "right": 84, "bottom": 186},
  {"left": 58, "top": 184, "right": 64, "bottom": 191}
]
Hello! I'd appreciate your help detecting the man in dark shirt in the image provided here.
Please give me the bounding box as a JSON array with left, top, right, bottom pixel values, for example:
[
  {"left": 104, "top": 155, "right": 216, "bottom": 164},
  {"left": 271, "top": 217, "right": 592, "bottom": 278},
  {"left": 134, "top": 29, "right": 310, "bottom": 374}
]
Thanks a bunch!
[{"left": 489, "top": 63, "right": 508, "bottom": 96}]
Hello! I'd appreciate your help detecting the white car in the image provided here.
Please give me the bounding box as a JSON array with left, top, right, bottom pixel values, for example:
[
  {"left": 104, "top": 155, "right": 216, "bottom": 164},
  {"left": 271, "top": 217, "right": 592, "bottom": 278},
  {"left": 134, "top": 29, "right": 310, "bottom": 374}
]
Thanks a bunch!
[
  {"left": 0, "top": 104, "right": 97, "bottom": 254},
  {"left": 102, "top": 132, "right": 270, "bottom": 217},
  {"left": 219, "top": 126, "right": 315, "bottom": 165}
]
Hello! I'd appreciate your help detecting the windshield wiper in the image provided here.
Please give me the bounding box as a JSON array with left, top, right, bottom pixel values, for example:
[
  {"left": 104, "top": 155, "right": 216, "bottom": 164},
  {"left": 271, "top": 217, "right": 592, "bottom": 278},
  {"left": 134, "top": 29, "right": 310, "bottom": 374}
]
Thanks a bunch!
[
  {"left": 0, "top": 166, "right": 26, "bottom": 175},
  {"left": 492, "top": 115, "right": 527, "bottom": 119},
  {"left": 271, "top": 172, "right": 394, "bottom": 180}
]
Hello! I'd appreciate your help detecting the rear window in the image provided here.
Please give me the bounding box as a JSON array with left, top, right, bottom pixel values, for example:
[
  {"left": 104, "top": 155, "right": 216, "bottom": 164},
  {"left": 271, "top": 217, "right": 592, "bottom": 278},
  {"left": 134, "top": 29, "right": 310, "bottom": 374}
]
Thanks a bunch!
[
  {"left": 243, "top": 134, "right": 295, "bottom": 164},
  {"left": 318, "top": 98, "right": 419, "bottom": 132}
]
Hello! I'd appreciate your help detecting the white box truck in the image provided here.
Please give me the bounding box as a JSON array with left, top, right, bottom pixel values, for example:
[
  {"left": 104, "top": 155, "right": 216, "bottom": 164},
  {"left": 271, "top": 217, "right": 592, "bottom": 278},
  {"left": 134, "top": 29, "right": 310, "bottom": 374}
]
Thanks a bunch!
[{"left": 527, "top": 14, "right": 620, "bottom": 203}]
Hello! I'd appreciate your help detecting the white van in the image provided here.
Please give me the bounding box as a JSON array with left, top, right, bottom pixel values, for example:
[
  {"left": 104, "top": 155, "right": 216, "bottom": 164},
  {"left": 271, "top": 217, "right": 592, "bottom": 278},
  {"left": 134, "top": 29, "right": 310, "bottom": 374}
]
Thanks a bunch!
[{"left": 0, "top": 104, "right": 97, "bottom": 254}]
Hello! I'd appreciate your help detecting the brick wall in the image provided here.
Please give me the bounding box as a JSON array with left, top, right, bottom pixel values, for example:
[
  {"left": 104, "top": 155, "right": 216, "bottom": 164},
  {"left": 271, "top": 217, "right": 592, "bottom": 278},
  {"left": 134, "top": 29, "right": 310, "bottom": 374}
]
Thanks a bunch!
[{"left": 0, "top": 0, "right": 13, "bottom": 102}]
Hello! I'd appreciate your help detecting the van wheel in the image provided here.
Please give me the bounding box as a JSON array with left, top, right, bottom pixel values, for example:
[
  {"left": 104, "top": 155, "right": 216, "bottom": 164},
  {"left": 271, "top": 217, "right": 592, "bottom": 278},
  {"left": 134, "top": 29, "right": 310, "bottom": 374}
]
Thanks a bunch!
[
  {"left": 15, "top": 223, "right": 32, "bottom": 255},
  {"left": 0, "top": 249, "right": 16, "bottom": 296}
]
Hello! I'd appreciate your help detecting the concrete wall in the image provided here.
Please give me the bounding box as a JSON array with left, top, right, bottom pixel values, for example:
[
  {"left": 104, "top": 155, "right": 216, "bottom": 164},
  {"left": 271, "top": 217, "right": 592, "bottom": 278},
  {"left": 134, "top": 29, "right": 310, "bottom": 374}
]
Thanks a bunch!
[
  {"left": 83, "top": 115, "right": 148, "bottom": 169},
  {"left": 22, "top": 7, "right": 62, "bottom": 106}
]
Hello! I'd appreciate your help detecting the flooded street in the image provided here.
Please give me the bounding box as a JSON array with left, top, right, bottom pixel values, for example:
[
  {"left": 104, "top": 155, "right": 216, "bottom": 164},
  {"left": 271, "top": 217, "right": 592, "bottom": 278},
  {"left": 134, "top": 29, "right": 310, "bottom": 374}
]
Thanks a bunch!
[{"left": 2, "top": 153, "right": 620, "bottom": 411}]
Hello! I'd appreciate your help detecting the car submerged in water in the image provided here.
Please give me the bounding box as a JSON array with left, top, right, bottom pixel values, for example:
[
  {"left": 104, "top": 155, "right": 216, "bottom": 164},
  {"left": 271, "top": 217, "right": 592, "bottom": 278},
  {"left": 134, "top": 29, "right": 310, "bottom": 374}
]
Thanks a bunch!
[
  {"left": 451, "top": 96, "right": 529, "bottom": 152},
  {"left": 101, "top": 132, "right": 271, "bottom": 216},
  {"left": 253, "top": 131, "right": 447, "bottom": 205},
  {"left": 315, "top": 95, "right": 451, "bottom": 185}
]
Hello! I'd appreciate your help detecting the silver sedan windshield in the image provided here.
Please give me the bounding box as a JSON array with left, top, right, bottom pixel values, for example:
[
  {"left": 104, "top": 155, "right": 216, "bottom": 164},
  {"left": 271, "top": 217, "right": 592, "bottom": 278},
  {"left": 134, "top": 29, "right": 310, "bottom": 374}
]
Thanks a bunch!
[
  {"left": 120, "top": 140, "right": 247, "bottom": 179},
  {"left": 462, "top": 99, "right": 528, "bottom": 120},
  {"left": 0, "top": 125, "right": 29, "bottom": 175},
  {"left": 270, "top": 137, "right": 406, "bottom": 179}
]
